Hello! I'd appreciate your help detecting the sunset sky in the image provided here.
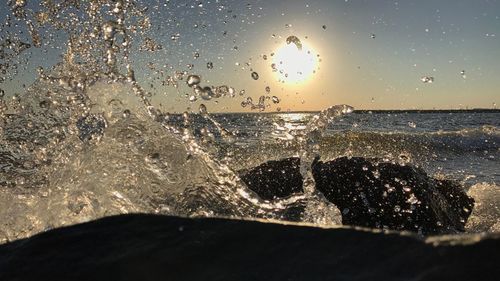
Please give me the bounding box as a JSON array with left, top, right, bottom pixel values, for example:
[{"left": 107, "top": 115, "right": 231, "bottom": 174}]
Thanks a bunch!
[{"left": 1, "top": 0, "right": 499, "bottom": 112}]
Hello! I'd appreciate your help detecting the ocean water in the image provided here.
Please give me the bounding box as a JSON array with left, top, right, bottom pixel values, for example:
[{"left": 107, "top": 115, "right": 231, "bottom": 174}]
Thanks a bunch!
[
  {"left": 1, "top": 81, "right": 498, "bottom": 242},
  {"left": 193, "top": 111, "right": 500, "bottom": 185},
  {"left": 0, "top": 1, "right": 498, "bottom": 243}
]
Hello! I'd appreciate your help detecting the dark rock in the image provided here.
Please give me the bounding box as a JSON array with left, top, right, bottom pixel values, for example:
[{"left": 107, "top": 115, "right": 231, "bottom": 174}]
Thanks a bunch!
[
  {"left": 0, "top": 214, "right": 498, "bottom": 281},
  {"left": 239, "top": 157, "right": 303, "bottom": 200},
  {"left": 312, "top": 157, "right": 474, "bottom": 234}
]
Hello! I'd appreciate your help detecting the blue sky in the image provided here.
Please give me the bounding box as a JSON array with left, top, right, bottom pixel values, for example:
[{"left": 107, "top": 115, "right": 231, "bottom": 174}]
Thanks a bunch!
[{"left": 1, "top": 0, "right": 499, "bottom": 112}]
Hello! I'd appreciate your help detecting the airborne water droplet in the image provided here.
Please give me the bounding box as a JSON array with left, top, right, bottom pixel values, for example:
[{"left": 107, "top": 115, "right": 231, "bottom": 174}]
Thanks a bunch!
[
  {"left": 215, "top": 85, "right": 229, "bottom": 97},
  {"left": 199, "top": 104, "right": 208, "bottom": 116},
  {"left": 286, "top": 35, "right": 302, "bottom": 50},
  {"left": 200, "top": 86, "right": 214, "bottom": 100},
  {"left": 272, "top": 96, "right": 280, "bottom": 104},
  {"left": 170, "top": 33, "right": 181, "bottom": 41},
  {"left": 421, "top": 76, "right": 434, "bottom": 83},
  {"left": 207, "top": 62, "right": 213, "bottom": 69},
  {"left": 186, "top": 75, "right": 201, "bottom": 87},
  {"left": 251, "top": 72, "right": 259, "bottom": 80},
  {"left": 228, "top": 87, "right": 235, "bottom": 97}
]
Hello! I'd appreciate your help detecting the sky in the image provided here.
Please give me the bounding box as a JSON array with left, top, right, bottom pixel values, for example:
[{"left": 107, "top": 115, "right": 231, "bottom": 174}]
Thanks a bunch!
[{"left": 1, "top": 0, "right": 499, "bottom": 112}]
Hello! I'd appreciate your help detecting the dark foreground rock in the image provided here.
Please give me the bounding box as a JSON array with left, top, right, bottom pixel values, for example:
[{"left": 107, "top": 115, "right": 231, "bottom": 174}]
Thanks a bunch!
[
  {"left": 239, "top": 157, "right": 303, "bottom": 200},
  {"left": 313, "top": 157, "right": 474, "bottom": 234},
  {"left": 241, "top": 157, "right": 474, "bottom": 234},
  {"left": 0, "top": 214, "right": 498, "bottom": 281}
]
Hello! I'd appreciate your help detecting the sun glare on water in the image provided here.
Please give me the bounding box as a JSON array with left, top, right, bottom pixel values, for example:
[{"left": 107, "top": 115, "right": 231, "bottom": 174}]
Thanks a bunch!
[{"left": 272, "top": 42, "right": 319, "bottom": 84}]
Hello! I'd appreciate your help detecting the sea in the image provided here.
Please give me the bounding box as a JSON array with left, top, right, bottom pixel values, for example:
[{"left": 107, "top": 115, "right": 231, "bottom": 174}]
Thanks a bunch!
[
  {"left": 179, "top": 110, "right": 500, "bottom": 185},
  {"left": 1, "top": 81, "right": 499, "bottom": 243}
]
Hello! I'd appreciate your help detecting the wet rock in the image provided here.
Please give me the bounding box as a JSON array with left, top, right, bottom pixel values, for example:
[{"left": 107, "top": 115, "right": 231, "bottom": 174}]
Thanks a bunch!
[
  {"left": 239, "top": 158, "right": 303, "bottom": 200},
  {"left": 312, "top": 157, "right": 474, "bottom": 234},
  {"left": 0, "top": 214, "right": 498, "bottom": 281},
  {"left": 240, "top": 156, "right": 474, "bottom": 234}
]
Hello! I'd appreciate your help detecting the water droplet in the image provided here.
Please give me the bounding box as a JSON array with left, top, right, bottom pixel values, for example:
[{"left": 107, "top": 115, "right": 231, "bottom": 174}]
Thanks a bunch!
[
  {"left": 228, "top": 87, "right": 235, "bottom": 97},
  {"left": 407, "top": 194, "right": 419, "bottom": 205},
  {"left": 207, "top": 62, "right": 213, "bottom": 69},
  {"left": 371, "top": 33, "right": 376, "bottom": 39},
  {"left": 265, "top": 86, "right": 271, "bottom": 93},
  {"left": 251, "top": 72, "right": 259, "bottom": 80},
  {"left": 239, "top": 89, "right": 246, "bottom": 96},
  {"left": 39, "top": 100, "right": 49, "bottom": 108},
  {"left": 193, "top": 52, "right": 200, "bottom": 59},
  {"left": 170, "top": 33, "right": 181, "bottom": 41},
  {"left": 215, "top": 85, "right": 229, "bottom": 97},
  {"left": 286, "top": 35, "right": 302, "bottom": 50},
  {"left": 408, "top": 121, "right": 417, "bottom": 128},
  {"left": 421, "top": 76, "right": 434, "bottom": 83},
  {"left": 102, "top": 22, "right": 116, "bottom": 41},
  {"left": 186, "top": 75, "right": 201, "bottom": 87},
  {"left": 199, "top": 104, "right": 208, "bottom": 115},
  {"left": 272, "top": 96, "right": 280, "bottom": 104},
  {"left": 461, "top": 70, "right": 466, "bottom": 79},
  {"left": 322, "top": 25, "right": 327, "bottom": 30},
  {"left": 200, "top": 86, "right": 214, "bottom": 100}
]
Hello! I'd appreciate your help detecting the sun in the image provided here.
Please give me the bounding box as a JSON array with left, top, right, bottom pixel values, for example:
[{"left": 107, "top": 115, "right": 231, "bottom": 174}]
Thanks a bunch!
[{"left": 272, "top": 41, "right": 319, "bottom": 84}]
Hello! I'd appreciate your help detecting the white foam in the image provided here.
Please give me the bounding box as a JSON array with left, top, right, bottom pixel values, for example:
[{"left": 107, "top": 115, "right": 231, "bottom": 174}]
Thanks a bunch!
[{"left": 466, "top": 182, "right": 500, "bottom": 233}]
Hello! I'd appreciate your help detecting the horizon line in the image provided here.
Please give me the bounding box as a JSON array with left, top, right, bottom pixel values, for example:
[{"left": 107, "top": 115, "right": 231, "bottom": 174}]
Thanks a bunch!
[{"left": 169, "top": 108, "right": 500, "bottom": 114}]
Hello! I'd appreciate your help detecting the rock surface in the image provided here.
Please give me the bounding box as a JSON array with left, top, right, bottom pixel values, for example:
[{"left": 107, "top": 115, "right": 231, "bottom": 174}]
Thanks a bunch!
[
  {"left": 239, "top": 157, "right": 303, "bottom": 200},
  {"left": 0, "top": 214, "right": 497, "bottom": 281},
  {"left": 240, "top": 157, "right": 474, "bottom": 234},
  {"left": 313, "top": 157, "right": 474, "bottom": 234}
]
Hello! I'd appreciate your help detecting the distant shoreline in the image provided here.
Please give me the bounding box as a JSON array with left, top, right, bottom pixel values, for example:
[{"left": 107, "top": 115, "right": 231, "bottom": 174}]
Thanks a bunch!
[
  {"left": 209, "top": 109, "right": 500, "bottom": 115},
  {"left": 353, "top": 109, "right": 500, "bottom": 114}
]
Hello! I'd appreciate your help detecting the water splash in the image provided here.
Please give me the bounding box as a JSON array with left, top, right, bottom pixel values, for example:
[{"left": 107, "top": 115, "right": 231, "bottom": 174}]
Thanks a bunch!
[{"left": 300, "top": 104, "right": 354, "bottom": 194}]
